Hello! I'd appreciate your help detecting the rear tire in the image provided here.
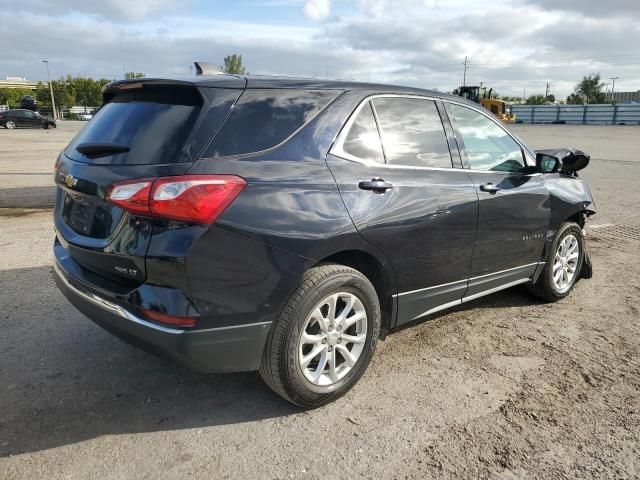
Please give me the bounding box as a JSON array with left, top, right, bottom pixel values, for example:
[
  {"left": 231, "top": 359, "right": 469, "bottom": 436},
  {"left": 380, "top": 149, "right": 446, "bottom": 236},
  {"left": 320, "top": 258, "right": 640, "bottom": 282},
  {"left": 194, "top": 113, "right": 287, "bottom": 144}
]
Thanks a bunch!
[
  {"left": 527, "top": 222, "right": 584, "bottom": 302},
  {"left": 5, "top": 120, "right": 16, "bottom": 129},
  {"left": 260, "top": 264, "right": 381, "bottom": 408}
]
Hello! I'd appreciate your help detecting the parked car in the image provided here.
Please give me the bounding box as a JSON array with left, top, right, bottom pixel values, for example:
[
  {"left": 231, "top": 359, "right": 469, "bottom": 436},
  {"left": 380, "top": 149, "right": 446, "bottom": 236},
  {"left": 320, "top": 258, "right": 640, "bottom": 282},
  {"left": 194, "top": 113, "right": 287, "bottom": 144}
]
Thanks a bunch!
[
  {"left": 52, "top": 74, "right": 595, "bottom": 407},
  {"left": 20, "top": 95, "right": 37, "bottom": 111},
  {"left": 0, "top": 109, "right": 56, "bottom": 129},
  {"left": 78, "top": 113, "right": 93, "bottom": 121}
]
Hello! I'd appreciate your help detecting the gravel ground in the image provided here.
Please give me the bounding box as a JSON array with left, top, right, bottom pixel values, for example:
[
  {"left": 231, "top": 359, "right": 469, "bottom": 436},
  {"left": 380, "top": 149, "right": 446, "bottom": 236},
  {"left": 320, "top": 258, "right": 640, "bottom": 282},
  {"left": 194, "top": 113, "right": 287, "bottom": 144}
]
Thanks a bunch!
[{"left": 0, "top": 122, "right": 639, "bottom": 479}]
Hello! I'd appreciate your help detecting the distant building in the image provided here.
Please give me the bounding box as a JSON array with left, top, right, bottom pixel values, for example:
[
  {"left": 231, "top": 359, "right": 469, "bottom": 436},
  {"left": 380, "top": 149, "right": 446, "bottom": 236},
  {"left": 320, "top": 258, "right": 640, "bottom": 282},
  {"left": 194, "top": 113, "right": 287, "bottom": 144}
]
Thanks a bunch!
[
  {"left": 606, "top": 91, "right": 640, "bottom": 103},
  {"left": 0, "top": 77, "right": 38, "bottom": 89}
]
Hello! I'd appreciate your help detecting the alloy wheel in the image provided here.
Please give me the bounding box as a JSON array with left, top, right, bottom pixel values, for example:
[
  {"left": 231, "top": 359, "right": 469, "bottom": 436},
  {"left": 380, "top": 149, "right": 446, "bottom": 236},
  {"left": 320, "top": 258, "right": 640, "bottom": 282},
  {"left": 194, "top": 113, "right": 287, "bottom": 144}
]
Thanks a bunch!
[
  {"left": 298, "top": 292, "right": 368, "bottom": 386},
  {"left": 6, "top": 121, "right": 15, "bottom": 129},
  {"left": 552, "top": 234, "right": 580, "bottom": 293}
]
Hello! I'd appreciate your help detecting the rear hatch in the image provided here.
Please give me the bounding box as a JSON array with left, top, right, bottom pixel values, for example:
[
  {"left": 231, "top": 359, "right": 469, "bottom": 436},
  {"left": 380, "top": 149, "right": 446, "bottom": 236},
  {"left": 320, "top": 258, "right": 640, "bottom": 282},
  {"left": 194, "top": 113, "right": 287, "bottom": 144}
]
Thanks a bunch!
[{"left": 54, "top": 80, "right": 242, "bottom": 286}]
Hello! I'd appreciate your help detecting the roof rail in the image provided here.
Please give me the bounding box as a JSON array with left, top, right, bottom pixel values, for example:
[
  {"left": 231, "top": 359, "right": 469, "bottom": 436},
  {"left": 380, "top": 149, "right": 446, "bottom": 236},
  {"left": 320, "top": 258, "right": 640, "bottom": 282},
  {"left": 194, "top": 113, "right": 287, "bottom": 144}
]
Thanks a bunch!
[{"left": 194, "top": 62, "right": 225, "bottom": 76}]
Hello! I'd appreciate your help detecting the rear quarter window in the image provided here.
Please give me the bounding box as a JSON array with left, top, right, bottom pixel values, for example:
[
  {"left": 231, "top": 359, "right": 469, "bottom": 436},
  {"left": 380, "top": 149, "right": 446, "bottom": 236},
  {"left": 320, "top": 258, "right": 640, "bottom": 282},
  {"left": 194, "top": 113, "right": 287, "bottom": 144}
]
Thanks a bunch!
[{"left": 203, "top": 89, "right": 339, "bottom": 157}]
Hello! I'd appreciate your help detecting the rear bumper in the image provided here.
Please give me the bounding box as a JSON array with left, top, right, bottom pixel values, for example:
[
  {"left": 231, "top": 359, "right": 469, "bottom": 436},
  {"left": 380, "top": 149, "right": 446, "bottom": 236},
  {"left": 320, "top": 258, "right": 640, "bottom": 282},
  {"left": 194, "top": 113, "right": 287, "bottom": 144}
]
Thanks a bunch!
[{"left": 53, "top": 260, "right": 271, "bottom": 373}]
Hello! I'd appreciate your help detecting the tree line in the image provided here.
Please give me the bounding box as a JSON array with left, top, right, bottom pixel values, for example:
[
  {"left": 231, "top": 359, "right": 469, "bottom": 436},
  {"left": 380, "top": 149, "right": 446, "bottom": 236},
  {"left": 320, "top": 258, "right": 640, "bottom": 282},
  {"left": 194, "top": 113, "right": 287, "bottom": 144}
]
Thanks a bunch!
[
  {"left": 499, "top": 74, "right": 612, "bottom": 105},
  {"left": 0, "top": 55, "right": 246, "bottom": 110},
  {"left": 0, "top": 55, "right": 619, "bottom": 110},
  {"left": 0, "top": 75, "right": 126, "bottom": 110}
]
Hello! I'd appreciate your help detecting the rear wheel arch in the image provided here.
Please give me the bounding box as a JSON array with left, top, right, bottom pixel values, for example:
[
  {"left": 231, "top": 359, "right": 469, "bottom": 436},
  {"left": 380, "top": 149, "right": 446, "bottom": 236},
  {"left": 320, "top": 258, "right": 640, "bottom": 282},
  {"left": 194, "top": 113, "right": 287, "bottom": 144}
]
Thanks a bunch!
[{"left": 313, "top": 249, "right": 395, "bottom": 336}]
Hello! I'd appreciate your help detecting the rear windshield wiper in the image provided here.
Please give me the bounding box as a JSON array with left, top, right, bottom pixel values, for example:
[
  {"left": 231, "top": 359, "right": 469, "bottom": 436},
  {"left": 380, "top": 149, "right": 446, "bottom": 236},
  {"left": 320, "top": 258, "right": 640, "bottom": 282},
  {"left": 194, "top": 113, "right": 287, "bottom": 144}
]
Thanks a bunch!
[{"left": 76, "top": 143, "right": 130, "bottom": 157}]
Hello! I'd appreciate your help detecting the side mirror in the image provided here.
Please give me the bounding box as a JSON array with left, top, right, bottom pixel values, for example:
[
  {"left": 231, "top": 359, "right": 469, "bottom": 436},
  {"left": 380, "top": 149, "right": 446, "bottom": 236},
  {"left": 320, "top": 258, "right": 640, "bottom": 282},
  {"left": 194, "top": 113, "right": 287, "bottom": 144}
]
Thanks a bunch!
[
  {"left": 560, "top": 150, "right": 590, "bottom": 173},
  {"left": 536, "top": 153, "right": 559, "bottom": 173},
  {"left": 535, "top": 148, "right": 590, "bottom": 175}
]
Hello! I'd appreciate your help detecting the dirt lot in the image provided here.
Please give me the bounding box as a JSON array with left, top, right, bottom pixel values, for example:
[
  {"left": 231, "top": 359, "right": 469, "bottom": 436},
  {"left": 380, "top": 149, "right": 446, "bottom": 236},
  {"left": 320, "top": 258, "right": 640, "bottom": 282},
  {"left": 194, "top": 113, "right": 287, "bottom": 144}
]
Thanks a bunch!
[{"left": 0, "top": 122, "right": 639, "bottom": 479}]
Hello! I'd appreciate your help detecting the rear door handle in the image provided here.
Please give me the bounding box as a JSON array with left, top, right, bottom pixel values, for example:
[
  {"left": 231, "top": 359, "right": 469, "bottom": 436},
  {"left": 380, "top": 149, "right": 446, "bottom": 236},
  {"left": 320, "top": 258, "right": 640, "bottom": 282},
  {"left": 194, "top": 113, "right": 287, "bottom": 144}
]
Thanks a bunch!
[
  {"left": 359, "top": 178, "right": 393, "bottom": 194},
  {"left": 480, "top": 183, "right": 500, "bottom": 193}
]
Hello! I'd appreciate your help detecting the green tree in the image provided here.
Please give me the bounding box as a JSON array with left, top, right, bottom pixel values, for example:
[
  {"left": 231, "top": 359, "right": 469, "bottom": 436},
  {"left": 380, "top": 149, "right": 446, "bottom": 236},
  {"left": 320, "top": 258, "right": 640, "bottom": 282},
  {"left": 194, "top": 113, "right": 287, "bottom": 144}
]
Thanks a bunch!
[
  {"left": 125, "top": 72, "right": 145, "bottom": 79},
  {"left": 34, "top": 76, "right": 111, "bottom": 110},
  {"left": 223, "top": 54, "right": 246, "bottom": 74},
  {"left": 73, "top": 77, "right": 105, "bottom": 108},
  {"left": 546, "top": 94, "right": 555, "bottom": 103},
  {"left": 525, "top": 94, "right": 547, "bottom": 105},
  {"left": 0, "top": 88, "right": 34, "bottom": 108},
  {"left": 573, "top": 73, "right": 606, "bottom": 104},
  {"left": 566, "top": 93, "right": 584, "bottom": 104}
]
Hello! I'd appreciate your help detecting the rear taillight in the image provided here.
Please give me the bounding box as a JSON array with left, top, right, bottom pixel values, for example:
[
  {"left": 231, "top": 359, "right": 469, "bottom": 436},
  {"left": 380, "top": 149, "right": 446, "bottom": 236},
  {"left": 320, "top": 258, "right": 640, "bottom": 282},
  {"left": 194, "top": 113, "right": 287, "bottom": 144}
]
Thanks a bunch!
[{"left": 106, "top": 175, "right": 246, "bottom": 224}]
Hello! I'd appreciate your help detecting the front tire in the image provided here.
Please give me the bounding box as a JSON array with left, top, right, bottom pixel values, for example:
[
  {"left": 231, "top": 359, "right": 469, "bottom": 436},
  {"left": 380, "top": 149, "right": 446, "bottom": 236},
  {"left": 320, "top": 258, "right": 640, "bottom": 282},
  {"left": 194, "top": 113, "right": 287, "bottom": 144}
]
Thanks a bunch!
[
  {"left": 260, "top": 264, "right": 381, "bottom": 408},
  {"left": 5, "top": 120, "right": 16, "bottom": 129},
  {"left": 527, "top": 222, "right": 585, "bottom": 302}
]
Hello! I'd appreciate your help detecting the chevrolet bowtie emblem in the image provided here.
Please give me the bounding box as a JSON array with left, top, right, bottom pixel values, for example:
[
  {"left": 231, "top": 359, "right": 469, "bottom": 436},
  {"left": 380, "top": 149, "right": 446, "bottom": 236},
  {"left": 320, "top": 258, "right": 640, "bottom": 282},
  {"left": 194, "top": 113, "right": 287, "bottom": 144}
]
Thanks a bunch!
[{"left": 64, "top": 174, "right": 78, "bottom": 188}]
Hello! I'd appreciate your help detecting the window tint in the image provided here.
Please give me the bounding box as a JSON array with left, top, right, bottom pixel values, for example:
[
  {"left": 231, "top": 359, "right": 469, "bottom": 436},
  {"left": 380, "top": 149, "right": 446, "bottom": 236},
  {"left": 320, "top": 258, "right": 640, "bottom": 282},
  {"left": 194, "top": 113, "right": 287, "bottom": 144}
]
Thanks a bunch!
[
  {"left": 205, "top": 89, "right": 338, "bottom": 157},
  {"left": 372, "top": 97, "right": 451, "bottom": 168},
  {"left": 446, "top": 103, "right": 525, "bottom": 172},
  {"left": 65, "top": 84, "right": 203, "bottom": 165},
  {"left": 341, "top": 102, "right": 383, "bottom": 162}
]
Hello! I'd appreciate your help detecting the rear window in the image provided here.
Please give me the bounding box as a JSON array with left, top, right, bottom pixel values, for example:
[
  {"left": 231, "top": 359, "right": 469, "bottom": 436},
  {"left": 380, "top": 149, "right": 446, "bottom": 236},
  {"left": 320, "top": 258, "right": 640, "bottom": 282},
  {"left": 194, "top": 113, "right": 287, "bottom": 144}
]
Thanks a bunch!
[
  {"left": 65, "top": 84, "right": 202, "bottom": 165},
  {"left": 204, "top": 89, "right": 338, "bottom": 157}
]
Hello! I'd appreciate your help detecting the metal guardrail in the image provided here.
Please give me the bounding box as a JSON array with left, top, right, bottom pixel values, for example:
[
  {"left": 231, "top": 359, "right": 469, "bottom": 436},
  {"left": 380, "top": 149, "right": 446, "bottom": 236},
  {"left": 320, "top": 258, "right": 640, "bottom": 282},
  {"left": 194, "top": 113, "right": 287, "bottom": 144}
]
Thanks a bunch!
[{"left": 511, "top": 104, "right": 640, "bottom": 125}]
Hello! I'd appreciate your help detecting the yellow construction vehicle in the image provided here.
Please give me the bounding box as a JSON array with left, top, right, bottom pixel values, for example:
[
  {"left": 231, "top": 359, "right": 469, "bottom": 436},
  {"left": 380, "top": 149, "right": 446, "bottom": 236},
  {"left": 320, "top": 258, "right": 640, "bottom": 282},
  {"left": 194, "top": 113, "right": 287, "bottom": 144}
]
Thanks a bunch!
[{"left": 452, "top": 85, "right": 516, "bottom": 123}]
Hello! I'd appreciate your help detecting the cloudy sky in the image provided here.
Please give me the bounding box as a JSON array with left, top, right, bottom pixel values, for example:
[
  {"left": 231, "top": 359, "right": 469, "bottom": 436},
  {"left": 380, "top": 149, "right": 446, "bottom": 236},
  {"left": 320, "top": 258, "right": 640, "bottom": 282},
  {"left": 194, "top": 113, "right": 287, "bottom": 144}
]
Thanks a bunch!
[{"left": 1, "top": 0, "right": 639, "bottom": 98}]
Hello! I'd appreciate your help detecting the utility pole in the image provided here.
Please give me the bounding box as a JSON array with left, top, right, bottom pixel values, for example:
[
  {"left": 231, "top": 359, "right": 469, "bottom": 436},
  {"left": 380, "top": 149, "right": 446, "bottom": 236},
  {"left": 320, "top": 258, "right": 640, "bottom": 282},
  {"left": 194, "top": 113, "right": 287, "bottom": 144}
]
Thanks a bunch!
[
  {"left": 122, "top": 41, "right": 127, "bottom": 78},
  {"left": 42, "top": 60, "right": 57, "bottom": 120},
  {"left": 610, "top": 76, "right": 619, "bottom": 101},
  {"left": 462, "top": 56, "right": 468, "bottom": 87},
  {"left": 545, "top": 82, "right": 550, "bottom": 98}
]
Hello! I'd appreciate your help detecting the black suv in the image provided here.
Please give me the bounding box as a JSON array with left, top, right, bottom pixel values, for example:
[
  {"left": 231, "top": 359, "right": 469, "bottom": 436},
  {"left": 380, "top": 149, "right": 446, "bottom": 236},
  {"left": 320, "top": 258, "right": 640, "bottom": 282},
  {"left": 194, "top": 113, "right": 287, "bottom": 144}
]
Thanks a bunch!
[
  {"left": 20, "top": 95, "right": 37, "bottom": 111},
  {"left": 53, "top": 70, "right": 595, "bottom": 407}
]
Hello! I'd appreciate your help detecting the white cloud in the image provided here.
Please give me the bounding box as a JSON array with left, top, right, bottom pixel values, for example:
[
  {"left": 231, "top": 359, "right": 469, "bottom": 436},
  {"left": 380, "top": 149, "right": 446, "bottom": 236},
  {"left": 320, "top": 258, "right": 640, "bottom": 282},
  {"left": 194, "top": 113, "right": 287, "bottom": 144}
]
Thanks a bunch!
[
  {"left": 0, "top": 0, "right": 179, "bottom": 21},
  {"left": 0, "top": 0, "right": 639, "bottom": 99},
  {"left": 303, "top": 0, "right": 331, "bottom": 21}
]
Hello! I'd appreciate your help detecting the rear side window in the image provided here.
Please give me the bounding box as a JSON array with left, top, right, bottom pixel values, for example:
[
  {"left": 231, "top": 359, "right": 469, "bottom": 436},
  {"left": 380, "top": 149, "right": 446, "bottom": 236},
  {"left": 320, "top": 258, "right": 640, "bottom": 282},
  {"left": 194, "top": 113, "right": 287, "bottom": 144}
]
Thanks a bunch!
[
  {"left": 65, "top": 84, "right": 202, "bottom": 165},
  {"left": 204, "top": 89, "right": 338, "bottom": 157},
  {"left": 372, "top": 97, "right": 452, "bottom": 168},
  {"left": 341, "top": 102, "right": 384, "bottom": 163}
]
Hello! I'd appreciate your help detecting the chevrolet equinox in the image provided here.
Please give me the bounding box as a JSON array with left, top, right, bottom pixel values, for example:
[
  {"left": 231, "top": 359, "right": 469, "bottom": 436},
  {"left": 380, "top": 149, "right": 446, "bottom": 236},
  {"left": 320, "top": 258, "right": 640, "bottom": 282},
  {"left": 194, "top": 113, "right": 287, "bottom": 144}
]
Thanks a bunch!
[{"left": 53, "top": 66, "right": 595, "bottom": 407}]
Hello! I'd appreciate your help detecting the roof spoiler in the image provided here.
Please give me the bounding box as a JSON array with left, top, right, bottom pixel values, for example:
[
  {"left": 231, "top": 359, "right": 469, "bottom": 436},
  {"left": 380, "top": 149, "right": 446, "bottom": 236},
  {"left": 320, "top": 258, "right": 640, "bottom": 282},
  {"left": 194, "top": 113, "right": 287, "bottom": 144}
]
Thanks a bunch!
[{"left": 194, "top": 62, "right": 225, "bottom": 75}]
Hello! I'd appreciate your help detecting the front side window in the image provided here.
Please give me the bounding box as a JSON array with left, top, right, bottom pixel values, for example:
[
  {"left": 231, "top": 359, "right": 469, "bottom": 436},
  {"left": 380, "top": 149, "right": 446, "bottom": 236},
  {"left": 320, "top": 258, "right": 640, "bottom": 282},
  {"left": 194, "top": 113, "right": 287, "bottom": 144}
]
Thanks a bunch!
[
  {"left": 205, "top": 89, "right": 338, "bottom": 157},
  {"left": 372, "top": 97, "right": 452, "bottom": 168},
  {"left": 445, "top": 103, "right": 525, "bottom": 172},
  {"left": 341, "top": 102, "right": 384, "bottom": 162}
]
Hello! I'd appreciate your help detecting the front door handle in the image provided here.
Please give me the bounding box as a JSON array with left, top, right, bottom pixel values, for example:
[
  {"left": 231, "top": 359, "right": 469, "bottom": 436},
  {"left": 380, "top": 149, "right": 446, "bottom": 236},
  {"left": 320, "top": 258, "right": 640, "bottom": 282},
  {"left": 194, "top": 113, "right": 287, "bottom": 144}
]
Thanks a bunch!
[
  {"left": 480, "top": 183, "right": 501, "bottom": 193},
  {"left": 359, "top": 178, "right": 393, "bottom": 194}
]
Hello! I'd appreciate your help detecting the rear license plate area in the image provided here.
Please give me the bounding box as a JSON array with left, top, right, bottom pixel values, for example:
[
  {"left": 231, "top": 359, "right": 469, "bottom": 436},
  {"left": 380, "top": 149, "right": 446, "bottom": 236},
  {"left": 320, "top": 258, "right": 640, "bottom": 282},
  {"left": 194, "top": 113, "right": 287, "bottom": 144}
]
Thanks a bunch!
[{"left": 66, "top": 194, "right": 97, "bottom": 236}]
